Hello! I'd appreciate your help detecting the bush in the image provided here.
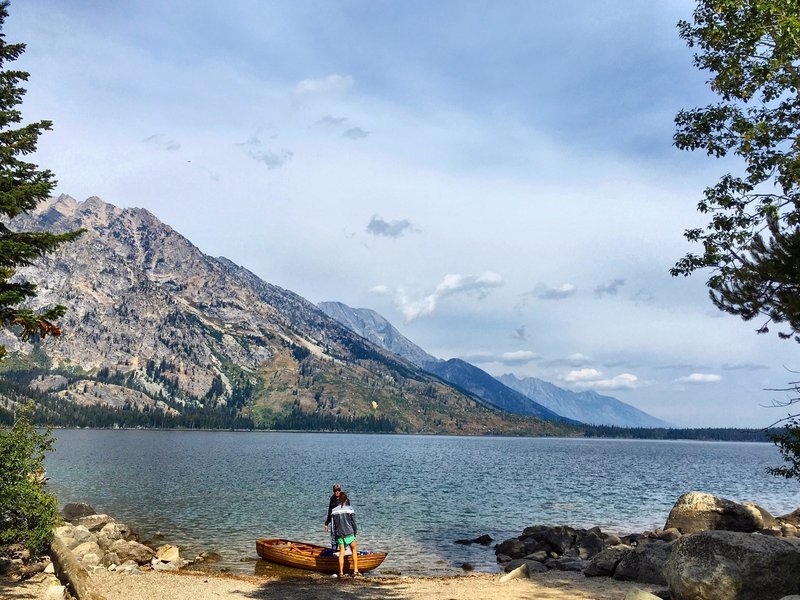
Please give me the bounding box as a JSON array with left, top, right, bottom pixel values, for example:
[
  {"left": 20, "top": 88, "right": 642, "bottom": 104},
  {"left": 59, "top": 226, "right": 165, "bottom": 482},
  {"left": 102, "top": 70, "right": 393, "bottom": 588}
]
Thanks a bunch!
[{"left": 0, "top": 404, "right": 58, "bottom": 556}]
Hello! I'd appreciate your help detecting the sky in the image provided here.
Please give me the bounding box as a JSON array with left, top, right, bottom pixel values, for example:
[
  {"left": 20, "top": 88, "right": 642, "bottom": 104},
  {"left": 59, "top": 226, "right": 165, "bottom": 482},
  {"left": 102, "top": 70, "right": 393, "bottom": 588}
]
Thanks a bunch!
[{"left": 6, "top": 0, "right": 798, "bottom": 427}]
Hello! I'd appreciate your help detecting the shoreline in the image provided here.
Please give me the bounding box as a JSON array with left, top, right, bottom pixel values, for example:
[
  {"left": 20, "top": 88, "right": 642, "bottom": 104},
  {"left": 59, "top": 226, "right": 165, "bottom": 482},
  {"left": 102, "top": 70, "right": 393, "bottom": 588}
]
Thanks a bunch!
[{"left": 87, "top": 564, "right": 664, "bottom": 600}]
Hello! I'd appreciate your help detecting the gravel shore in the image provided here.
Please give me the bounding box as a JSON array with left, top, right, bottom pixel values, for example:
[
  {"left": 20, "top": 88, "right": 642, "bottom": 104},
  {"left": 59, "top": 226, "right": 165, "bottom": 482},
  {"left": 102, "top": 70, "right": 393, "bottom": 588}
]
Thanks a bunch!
[{"left": 83, "top": 567, "right": 660, "bottom": 600}]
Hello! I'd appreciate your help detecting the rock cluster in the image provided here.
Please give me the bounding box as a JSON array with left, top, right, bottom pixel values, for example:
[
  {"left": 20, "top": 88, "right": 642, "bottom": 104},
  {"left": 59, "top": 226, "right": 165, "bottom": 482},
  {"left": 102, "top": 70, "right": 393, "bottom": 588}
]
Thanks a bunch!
[
  {"left": 494, "top": 492, "right": 800, "bottom": 600},
  {"left": 56, "top": 503, "right": 185, "bottom": 573}
]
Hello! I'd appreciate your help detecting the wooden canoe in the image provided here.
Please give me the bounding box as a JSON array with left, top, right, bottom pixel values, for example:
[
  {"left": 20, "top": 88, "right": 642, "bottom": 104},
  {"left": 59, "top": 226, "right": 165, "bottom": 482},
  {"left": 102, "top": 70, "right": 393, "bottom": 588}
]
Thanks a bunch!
[{"left": 256, "top": 538, "right": 387, "bottom": 575}]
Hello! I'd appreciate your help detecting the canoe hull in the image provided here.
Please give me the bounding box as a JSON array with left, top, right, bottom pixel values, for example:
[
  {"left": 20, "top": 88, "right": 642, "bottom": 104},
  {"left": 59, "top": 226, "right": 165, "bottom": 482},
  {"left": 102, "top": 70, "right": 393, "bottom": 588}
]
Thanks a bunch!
[{"left": 256, "top": 538, "right": 387, "bottom": 575}]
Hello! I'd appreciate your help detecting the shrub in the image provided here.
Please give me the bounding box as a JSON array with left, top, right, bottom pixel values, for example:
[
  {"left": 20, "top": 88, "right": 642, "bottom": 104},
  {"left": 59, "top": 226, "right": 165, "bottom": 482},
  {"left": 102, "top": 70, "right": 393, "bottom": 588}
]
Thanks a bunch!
[{"left": 0, "top": 404, "right": 58, "bottom": 556}]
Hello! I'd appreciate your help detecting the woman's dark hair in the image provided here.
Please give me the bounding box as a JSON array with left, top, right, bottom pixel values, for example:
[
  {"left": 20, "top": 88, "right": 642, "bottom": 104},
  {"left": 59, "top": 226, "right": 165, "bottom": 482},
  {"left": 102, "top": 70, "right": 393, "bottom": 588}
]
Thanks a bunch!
[{"left": 338, "top": 492, "right": 348, "bottom": 505}]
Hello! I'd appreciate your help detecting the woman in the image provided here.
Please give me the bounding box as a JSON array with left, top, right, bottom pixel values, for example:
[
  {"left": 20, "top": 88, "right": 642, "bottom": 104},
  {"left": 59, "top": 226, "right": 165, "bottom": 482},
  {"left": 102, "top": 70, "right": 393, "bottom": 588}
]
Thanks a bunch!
[{"left": 330, "top": 491, "right": 360, "bottom": 577}]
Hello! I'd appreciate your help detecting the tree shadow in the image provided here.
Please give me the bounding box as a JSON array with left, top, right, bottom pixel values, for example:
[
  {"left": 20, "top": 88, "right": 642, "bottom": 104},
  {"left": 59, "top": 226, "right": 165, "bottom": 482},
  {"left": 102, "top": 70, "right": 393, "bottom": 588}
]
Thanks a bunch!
[
  {"left": 0, "top": 576, "right": 46, "bottom": 600},
  {"left": 235, "top": 575, "right": 409, "bottom": 600}
]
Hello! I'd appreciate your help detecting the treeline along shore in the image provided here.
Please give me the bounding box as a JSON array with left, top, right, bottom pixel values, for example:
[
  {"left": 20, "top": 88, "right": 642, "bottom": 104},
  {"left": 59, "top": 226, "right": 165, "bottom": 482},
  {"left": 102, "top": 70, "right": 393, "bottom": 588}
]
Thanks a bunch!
[{"left": 0, "top": 368, "right": 782, "bottom": 441}]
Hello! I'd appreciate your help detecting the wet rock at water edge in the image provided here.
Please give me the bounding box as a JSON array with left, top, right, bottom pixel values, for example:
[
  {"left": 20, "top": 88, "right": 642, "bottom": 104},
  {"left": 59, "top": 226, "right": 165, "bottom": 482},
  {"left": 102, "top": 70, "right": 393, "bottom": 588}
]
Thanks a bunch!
[{"left": 455, "top": 534, "right": 493, "bottom": 545}]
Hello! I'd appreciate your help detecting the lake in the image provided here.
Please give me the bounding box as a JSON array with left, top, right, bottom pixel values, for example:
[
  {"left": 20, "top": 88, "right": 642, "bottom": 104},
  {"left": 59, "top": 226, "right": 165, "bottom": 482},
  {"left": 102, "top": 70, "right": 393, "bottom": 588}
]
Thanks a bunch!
[{"left": 43, "top": 430, "right": 799, "bottom": 576}]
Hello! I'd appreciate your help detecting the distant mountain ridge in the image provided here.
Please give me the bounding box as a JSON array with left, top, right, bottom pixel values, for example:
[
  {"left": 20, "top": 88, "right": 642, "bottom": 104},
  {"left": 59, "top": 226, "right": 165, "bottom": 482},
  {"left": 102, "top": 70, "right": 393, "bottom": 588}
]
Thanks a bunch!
[
  {"left": 318, "top": 302, "right": 570, "bottom": 422},
  {"left": 0, "top": 195, "right": 571, "bottom": 436},
  {"left": 496, "top": 374, "right": 672, "bottom": 428},
  {"left": 318, "top": 301, "right": 669, "bottom": 428}
]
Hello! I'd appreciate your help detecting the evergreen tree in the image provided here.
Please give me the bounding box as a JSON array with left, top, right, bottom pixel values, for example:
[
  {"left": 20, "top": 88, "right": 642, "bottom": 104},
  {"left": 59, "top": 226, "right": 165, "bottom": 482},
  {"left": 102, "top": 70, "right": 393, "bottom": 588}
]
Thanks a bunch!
[{"left": 0, "top": 1, "right": 82, "bottom": 361}]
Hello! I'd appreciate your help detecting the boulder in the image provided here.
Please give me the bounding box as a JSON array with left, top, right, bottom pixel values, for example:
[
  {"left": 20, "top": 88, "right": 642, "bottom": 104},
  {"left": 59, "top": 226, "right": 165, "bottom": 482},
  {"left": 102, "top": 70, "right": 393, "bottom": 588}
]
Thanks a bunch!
[
  {"left": 543, "top": 526, "right": 576, "bottom": 555},
  {"left": 71, "top": 541, "right": 102, "bottom": 562},
  {"left": 495, "top": 538, "right": 526, "bottom": 559},
  {"left": 584, "top": 545, "right": 633, "bottom": 577},
  {"left": 499, "top": 562, "right": 528, "bottom": 582},
  {"left": 665, "top": 530, "right": 800, "bottom": 600},
  {"left": 155, "top": 544, "right": 180, "bottom": 563},
  {"left": 524, "top": 550, "right": 548, "bottom": 562},
  {"left": 455, "top": 534, "right": 493, "bottom": 545},
  {"left": 745, "top": 504, "right": 778, "bottom": 528},
  {"left": 613, "top": 539, "right": 672, "bottom": 585},
  {"left": 545, "top": 556, "right": 585, "bottom": 572},
  {"left": 664, "top": 492, "right": 764, "bottom": 534},
  {"left": 67, "top": 525, "right": 94, "bottom": 547},
  {"left": 107, "top": 539, "right": 155, "bottom": 565},
  {"left": 779, "top": 508, "right": 800, "bottom": 527},
  {"left": 61, "top": 503, "right": 95, "bottom": 522},
  {"left": 577, "top": 530, "right": 605, "bottom": 559},
  {"left": 76, "top": 514, "right": 114, "bottom": 532},
  {"left": 657, "top": 528, "right": 681, "bottom": 542},
  {"left": 96, "top": 523, "right": 123, "bottom": 549}
]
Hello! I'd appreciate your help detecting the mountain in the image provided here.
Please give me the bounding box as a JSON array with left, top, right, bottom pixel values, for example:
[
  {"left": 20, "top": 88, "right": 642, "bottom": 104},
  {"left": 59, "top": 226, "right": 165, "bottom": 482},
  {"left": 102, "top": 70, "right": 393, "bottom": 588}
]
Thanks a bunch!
[
  {"left": 317, "top": 301, "right": 669, "bottom": 428},
  {"left": 1, "top": 195, "right": 571, "bottom": 436},
  {"left": 317, "top": 302, "right": 437, "bottom": 366},
  {"left": 317, "top": 302, "right": 576, "bottom": 423},
  {"left": 497, "top": 373, "right": 672, "bottom": 428}
]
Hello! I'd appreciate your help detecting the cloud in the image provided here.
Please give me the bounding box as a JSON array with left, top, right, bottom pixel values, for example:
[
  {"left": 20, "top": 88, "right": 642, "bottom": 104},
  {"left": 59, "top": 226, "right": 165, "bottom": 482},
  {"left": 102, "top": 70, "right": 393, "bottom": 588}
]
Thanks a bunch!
[
  {"left": 293, "top": 74, "right": 354, "bottom": 98},
  {"left": 590, "top": 374, "right": 641, "bottom": 390},
  {"left": 560, "top": 369, "right": 642, "bottom": 390},
  {"left": 396, "top": 272, "right": 503, "bottom": 321},
  {"left": 676, "top": 373, "right": 722, "bottom": 384},
  {"left": 235, "top": 133, "right": 293, "bottom": 169},
  {"left": 370, "top": 285, "right": 390, "bottom": 296},
  {"left": 563, "top": 368, "right": 603, "bottom": 382},
  {"left": 366, "top": 215, "right": 416, "bottom": 238},
  {"left": 560, "top": 368, "right": 641, "bottom": 390},
  {"left": 343, "top": 127, "right": 370, "bottom": 140},
  {"left": 595, "top": 278, "right": 625, "bottom": 297},
  {"left": 248, "top": 149, "right": 294, "bottom": 169},
  {"left": 511, "top": 325, "right": 527, "bottom": 341},
  {"left": 143, "top": 134, "right": 180, "bottom": 151},
  {"left": 534, "top": 283, "right": 577, "bottom": 300}
]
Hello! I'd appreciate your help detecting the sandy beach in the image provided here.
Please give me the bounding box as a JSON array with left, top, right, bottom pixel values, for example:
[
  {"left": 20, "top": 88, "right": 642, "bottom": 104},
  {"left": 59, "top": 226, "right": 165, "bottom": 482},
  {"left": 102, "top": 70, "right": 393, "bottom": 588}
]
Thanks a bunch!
[{"left": 2, "top": 567, "right": 661, "bottom": 600}]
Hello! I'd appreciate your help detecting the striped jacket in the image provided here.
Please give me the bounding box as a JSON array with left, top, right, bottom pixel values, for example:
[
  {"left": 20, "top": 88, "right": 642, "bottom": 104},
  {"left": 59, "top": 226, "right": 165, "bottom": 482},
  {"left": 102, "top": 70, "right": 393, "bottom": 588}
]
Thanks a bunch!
[{"left": 330, "top": 503, "right": 357, "bottom": 539}]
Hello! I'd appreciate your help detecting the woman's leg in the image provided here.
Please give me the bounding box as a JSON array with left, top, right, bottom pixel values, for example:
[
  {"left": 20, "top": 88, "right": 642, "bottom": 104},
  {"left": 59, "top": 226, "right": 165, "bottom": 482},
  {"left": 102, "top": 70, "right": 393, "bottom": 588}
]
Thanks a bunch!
[
  {"left": 351, "top": 539, "right": 360, "bottom": 575},
  {"left": 338, "top": 542, "right": 345, "bottom": 576}
]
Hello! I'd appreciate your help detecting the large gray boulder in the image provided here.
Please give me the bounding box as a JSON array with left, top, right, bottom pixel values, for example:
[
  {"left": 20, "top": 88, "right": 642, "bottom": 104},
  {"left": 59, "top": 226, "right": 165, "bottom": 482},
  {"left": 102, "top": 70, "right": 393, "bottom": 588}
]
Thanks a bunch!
[
  {"left": 495, "top": 538, "right": 526, "bottom": 559},
  {"left": 584, "top": 545, "right": 633, "bottom": 577},
  {"left": 664, "top": 492, "right": 765, "bottom": 534},
  {"left": 107, "top": 539, "right": 155, "bottom": 565},
  {"left": 61, "top": 503, "right": 96, "bottom": 522},
  {"left": 613, "top": 539, "right": 672, "bottom": 585},
  {"left": 665, "top": 530, "right": 800, "bottom": 600}
]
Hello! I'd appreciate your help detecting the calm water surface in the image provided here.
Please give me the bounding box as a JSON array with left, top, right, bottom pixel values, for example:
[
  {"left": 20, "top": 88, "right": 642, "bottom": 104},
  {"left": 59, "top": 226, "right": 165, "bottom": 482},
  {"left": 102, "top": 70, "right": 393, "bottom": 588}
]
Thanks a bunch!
[{"left": 44, "top": 430, "right": 798, "bottom": 576}]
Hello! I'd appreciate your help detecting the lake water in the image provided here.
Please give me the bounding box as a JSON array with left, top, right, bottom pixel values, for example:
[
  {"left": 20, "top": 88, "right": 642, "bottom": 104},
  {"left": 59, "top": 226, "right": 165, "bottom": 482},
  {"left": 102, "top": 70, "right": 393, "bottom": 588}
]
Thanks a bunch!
[{"left": 44, "top": 430, "right": 798, "bottom": 576}]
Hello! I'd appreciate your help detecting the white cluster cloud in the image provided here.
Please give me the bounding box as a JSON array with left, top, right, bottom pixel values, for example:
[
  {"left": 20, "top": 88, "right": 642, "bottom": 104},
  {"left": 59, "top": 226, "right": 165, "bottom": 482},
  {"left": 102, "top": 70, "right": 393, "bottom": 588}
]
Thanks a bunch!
[
  {"left": 396, "top": 272, "right": 503, "bottom": 321},
  {"left": 535, "top": 283, "right": 577, "bottom": 300},
  {"left": 676, "top": 373, "right": 722, "bottom": 384},
  {"left": 562, "top": 369, "right": 640, "bottom": 390}
]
